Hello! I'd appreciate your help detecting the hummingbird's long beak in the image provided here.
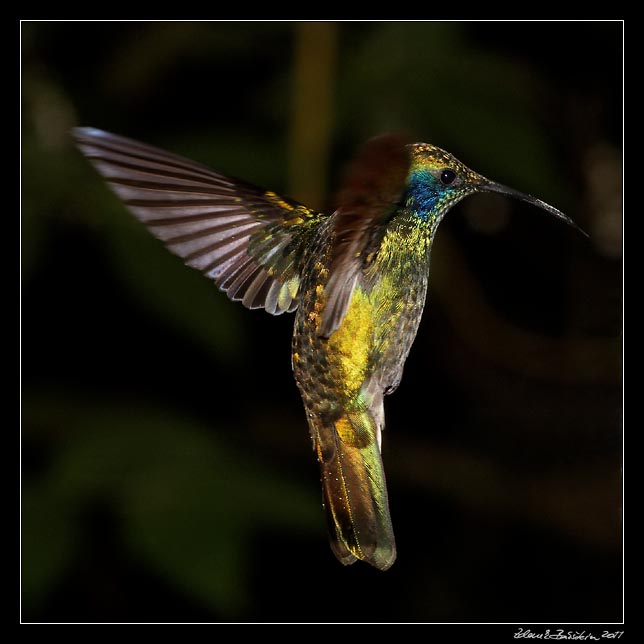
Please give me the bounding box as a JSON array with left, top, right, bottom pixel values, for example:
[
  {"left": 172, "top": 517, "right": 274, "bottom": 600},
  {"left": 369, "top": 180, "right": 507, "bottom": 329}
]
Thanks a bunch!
[{"left": 483, "top": 180, "right": 588, "bottom": 237}]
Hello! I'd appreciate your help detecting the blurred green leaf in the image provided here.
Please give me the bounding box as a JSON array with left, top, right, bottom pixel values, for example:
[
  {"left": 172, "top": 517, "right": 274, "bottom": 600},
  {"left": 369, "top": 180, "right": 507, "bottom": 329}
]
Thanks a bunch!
[
  {"left": 23, "top": 395, "right": 318, "bottom": 613},
  {"left": 101, "top": 22, "right": 291, "bottom": 98},
  {"left": 104, "top": 210, "right": 244, "bottom": 362},
  {"left": 21, "top": 484, "right": 76, "bottom": 608},
  {"left": 339, "top": 22, "right": 564, "bottom": 201}
]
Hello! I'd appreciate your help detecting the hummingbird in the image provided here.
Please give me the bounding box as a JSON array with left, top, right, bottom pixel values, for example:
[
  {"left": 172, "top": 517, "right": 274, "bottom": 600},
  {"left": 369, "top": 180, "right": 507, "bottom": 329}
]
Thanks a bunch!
[{"left": 73, "top": 128, "right": 583, "bottom": 571}]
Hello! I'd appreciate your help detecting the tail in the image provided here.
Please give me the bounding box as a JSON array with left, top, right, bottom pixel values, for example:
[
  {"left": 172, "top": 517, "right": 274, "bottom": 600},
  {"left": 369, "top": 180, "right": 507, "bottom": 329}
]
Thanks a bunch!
[{"left": 312, "top": 407, "right": 396, "bottom": 571}]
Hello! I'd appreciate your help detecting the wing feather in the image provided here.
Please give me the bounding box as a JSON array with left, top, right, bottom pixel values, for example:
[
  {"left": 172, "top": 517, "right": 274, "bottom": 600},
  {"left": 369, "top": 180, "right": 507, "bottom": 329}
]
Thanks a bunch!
[
  {"left": 73, "top": 127, "right": 324, "bottom": 315},
  {"left": 318, "top": 133, "right": 411, "bottom": 337}
]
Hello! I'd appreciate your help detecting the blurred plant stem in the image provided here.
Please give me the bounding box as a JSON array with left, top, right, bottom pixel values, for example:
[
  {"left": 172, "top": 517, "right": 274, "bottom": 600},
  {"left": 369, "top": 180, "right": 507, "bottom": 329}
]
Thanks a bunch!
[{"left": 288, "top": 22, "right": 338, "bottom": 210}]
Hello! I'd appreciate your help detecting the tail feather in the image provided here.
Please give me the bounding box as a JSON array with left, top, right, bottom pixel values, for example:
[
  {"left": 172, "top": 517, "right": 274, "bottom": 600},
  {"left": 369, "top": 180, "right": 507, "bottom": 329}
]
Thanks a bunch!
[{"left": 313, "top": 409, "right": 396, "bottom": 571}]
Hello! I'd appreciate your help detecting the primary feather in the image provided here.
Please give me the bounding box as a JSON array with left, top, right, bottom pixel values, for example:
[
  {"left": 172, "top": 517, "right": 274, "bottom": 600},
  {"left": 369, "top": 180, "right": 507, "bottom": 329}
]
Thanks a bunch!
[{"left": 73, "top": 127, "right": 325, "bottom": 314}]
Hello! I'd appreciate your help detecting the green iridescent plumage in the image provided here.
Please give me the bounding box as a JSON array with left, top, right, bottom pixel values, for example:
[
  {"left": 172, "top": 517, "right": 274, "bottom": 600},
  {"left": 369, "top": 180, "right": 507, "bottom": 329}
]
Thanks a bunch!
[{"left": 73, "top": 128, "right": 582, "bottom": 571}]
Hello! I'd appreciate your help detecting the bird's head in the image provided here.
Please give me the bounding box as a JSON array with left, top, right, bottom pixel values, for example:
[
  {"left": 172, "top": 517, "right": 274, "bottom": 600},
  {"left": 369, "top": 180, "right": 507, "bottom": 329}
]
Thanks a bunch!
[{"left": 405, "top": 142, "right": 584, "bottom": 234}]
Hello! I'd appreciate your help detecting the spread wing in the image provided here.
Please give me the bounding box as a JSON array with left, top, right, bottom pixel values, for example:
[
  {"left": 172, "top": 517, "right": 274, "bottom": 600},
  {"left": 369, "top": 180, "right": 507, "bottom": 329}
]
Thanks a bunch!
[
  {"left": 318, "top": 133, "right": 411, "bottom": 337},
  {"left": 73, "top": 127, "right": 326, "bottom": 314}
]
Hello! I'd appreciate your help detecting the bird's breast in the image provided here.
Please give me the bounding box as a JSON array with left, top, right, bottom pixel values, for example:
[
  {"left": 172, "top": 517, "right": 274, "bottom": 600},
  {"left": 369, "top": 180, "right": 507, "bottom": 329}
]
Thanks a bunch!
[{"left": 292, "top": 237, "right": 430, "bottom": 410}]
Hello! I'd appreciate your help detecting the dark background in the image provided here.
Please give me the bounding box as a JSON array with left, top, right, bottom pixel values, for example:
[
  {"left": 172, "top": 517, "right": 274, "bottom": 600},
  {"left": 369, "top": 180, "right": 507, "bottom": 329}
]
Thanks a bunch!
[{"left": 21, "top": 21, "right": 622, "bottom": 623}]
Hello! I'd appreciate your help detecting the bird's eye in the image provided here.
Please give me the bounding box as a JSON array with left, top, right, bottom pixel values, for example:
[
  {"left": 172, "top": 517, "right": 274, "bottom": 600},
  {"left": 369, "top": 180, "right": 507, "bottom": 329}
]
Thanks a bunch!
[{"left": 440, "top": 169, "right": 457, "bottom": 185}]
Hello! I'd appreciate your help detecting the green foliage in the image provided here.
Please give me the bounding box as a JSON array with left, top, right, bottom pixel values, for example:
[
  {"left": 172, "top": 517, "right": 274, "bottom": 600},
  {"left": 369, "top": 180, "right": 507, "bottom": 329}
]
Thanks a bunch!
[
  {"left": 105, "top": 212, "right": 245, "bottom": 362},
  {"left": 22, "top": 395, "right": 318, "bottom": 614},
  {"left": 338, "top": 22, "right": 562, "bottom": 200}
]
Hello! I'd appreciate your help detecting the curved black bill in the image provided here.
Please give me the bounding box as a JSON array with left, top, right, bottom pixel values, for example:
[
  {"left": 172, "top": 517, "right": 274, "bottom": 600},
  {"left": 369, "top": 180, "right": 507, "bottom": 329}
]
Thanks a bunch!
[{"left": 484, "top": 181, "right": 588, "bottom": 237}]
